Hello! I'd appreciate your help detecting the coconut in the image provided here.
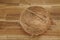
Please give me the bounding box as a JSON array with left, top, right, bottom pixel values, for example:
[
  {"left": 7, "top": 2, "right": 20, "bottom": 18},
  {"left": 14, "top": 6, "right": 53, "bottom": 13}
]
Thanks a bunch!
[{"left": 20, "top": 6, "right": 54, "bottom": 36}]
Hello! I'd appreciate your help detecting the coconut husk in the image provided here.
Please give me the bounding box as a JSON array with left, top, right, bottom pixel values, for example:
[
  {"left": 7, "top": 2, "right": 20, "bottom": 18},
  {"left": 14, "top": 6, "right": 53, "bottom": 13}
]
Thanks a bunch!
[{"left": 20, "top": 6, "right": 54, "bottom": 37}]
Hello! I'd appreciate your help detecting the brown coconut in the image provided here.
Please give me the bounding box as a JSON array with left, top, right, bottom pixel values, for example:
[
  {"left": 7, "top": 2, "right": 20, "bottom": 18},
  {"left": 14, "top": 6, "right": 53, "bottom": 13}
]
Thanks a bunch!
[{"left": 20, "top": 6, "right": 54, "bottom": 36}]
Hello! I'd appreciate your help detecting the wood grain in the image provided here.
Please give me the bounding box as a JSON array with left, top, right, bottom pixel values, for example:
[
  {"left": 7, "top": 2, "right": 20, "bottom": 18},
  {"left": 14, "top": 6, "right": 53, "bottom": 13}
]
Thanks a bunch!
[{"left": 0, "top": 3, "right": 59, "bottom": 40}]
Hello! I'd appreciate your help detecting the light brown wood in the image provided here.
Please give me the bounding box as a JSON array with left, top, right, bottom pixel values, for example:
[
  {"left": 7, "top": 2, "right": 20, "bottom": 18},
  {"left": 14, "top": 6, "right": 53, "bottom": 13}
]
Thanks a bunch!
[{"left": 0, "top": 0, "right": 60, "bottom": 40}]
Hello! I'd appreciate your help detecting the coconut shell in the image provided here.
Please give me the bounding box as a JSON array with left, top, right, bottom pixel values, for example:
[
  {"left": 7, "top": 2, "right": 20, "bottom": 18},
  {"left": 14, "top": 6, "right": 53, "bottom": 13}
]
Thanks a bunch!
[{"left": 20, "top": 6, "right": 54, "bottom": 36}]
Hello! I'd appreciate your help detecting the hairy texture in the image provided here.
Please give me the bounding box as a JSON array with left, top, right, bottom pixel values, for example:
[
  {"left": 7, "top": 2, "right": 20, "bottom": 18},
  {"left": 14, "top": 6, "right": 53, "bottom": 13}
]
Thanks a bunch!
[{"left": 20, "top": 6, "right": 54, "bottom": 36}]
